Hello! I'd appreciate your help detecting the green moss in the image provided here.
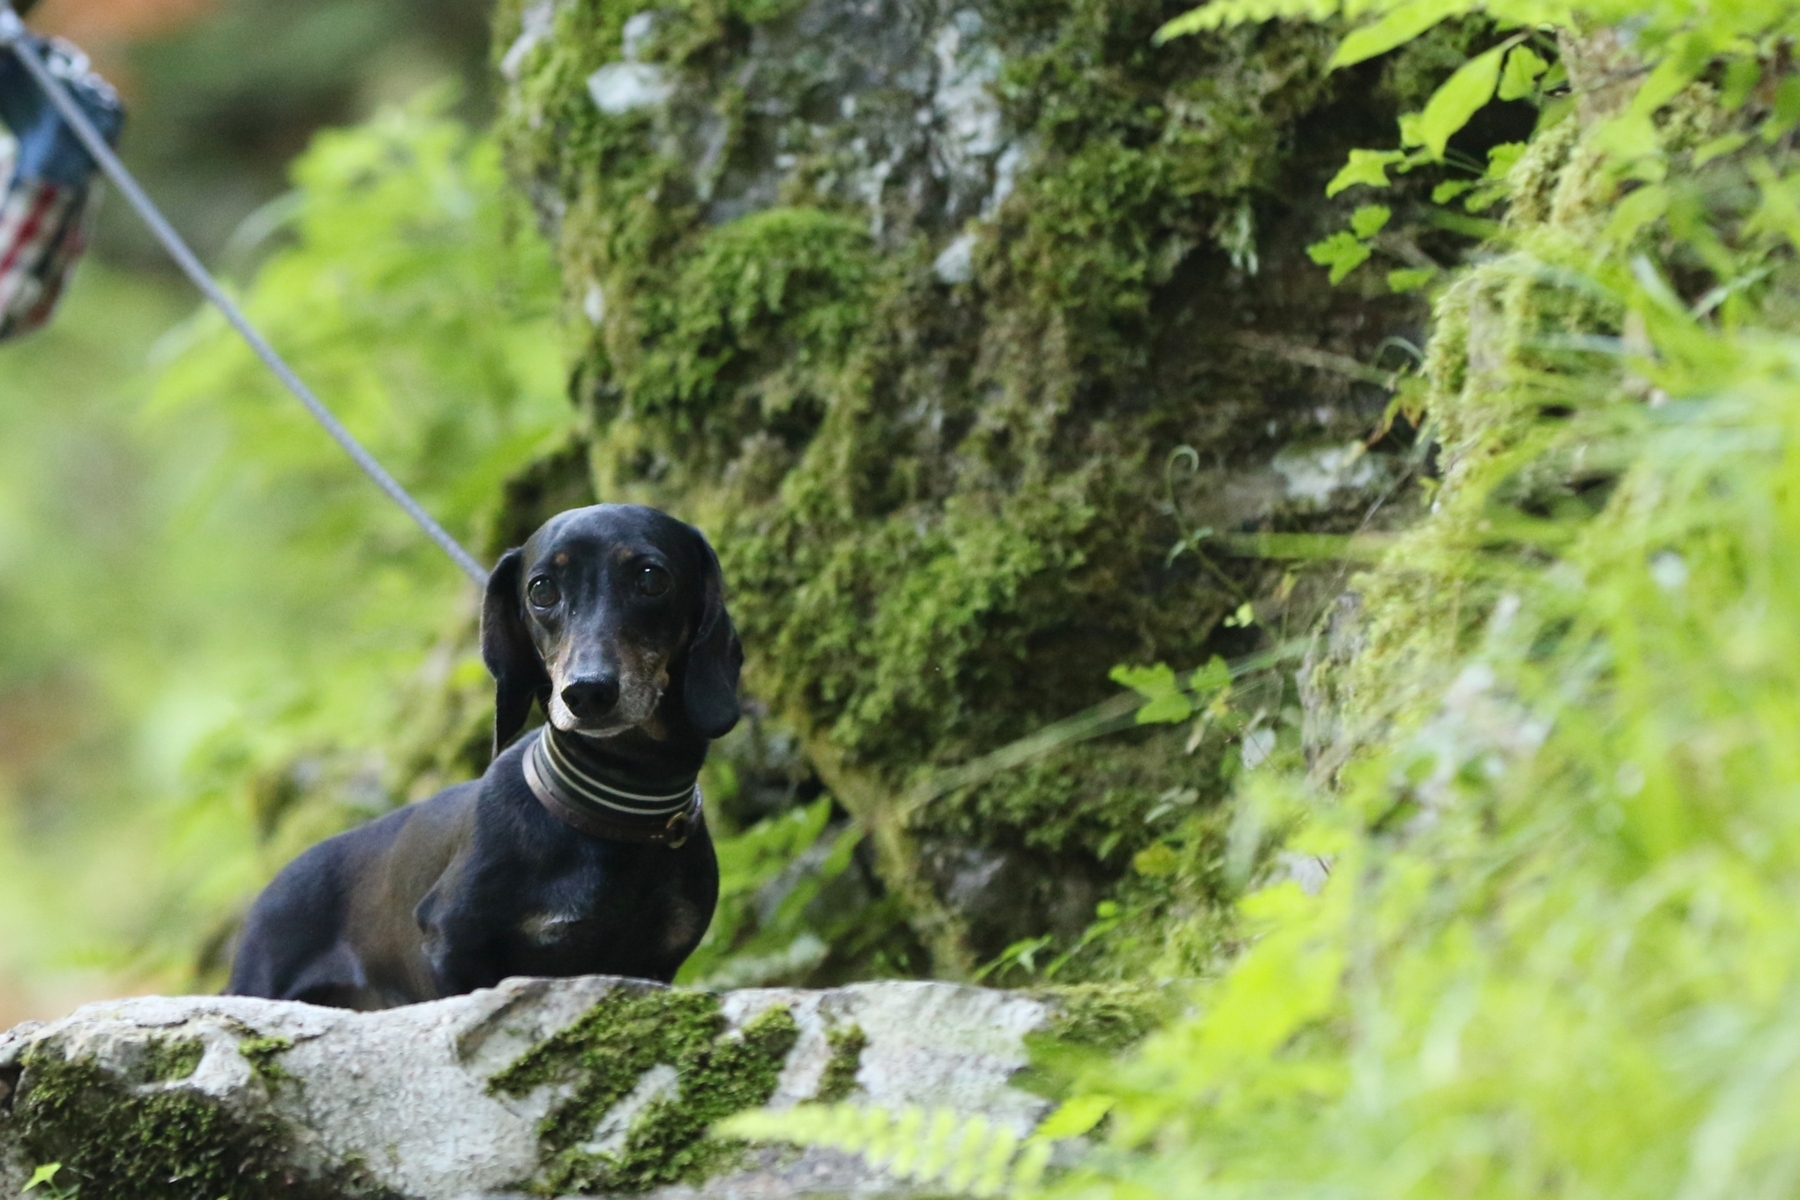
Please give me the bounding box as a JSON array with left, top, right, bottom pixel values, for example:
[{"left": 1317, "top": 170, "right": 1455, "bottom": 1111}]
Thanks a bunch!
[
  {"left": 815, "top": 1023, "right": 866, "bottom": 1102},
  {"left": 1010, "top": 983, "right": 1176, "bottom": 1101},
  {"left": 141, "top": 1038, "right": 204, "bottom": 1084},
  {"left": 496, "top": 0, "right": 1432, "bottom": 969},
  {"left": 598, "top": 1005, "right": 800, "bottom": 1191},
  {"left": 9, "top": 1046, "right": 385, "bottom": 1200},
  {"left": 238, "top": 1035, "right": 295, "bottom": 1085},
  {"left": 489, "top": 987, "right": 800, "bottom": 1193},
  {"left": 1032, "top": 983, "right": 1176, "bottom": 1052}
]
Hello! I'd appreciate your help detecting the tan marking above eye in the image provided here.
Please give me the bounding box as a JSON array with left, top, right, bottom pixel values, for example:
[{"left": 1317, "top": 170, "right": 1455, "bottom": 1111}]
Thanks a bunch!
[{"left": 553, "top": 552, "right": 570, "bottom": 566}]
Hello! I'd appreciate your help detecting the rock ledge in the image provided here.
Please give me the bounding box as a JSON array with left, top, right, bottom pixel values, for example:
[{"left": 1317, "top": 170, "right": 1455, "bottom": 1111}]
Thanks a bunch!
[{"left": 0, "top": 978, "right": 1063, "bottom": 1199}]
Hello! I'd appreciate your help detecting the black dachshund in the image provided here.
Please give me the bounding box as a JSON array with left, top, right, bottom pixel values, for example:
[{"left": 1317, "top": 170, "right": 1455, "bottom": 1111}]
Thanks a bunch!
[{"left": 226, "top": 505, "right": 737, "bottom": 1009}]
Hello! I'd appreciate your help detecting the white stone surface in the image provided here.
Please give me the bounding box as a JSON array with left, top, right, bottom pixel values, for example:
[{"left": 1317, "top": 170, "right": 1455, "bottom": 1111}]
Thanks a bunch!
[
  {"left": 588, "top": 62, "right": 672, "bottom": 115},
  {"left": 0, "top": 977, "right": 1055, "bottom": 1199}
]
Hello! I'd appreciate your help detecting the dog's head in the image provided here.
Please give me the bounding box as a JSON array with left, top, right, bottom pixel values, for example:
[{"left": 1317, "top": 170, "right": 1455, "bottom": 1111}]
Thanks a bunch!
[{"left": 480, "top": 504, "right": 742, "bottom": 756}]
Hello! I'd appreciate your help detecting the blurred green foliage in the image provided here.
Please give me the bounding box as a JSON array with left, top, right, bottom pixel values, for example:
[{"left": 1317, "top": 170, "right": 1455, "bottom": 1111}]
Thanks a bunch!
[
  {"left": 0, "top": 95, "right": 567, "bottom": 1012},
  {"left": 723, "top": 0, "right": 1800, "bottom": 1195},
  {"left": 91, "top": 0, "right": 495, "bottom": 264}
]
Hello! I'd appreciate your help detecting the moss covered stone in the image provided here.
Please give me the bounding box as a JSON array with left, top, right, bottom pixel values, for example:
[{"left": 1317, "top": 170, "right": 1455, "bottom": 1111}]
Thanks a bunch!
[
  {"left": 493, "top": 0, "right": 1445, "bottom": 975},
  {"left": 488, "top": 986, "right": 800, "bottom": 1193},
  {"left": 1032, "top": 982, "right": 1174, "bottom": 1051},
  {"left": 7, "top": 1045, "right": 381, "bottom": 1200},
  {"left": 814, "top": 1022, "right": 866, "bottom": 1102},
  {"left": 141, "top": 1037, "right": 205, "bottom": 1084},
  {"left": 238, "top": 1034, "right": 296, "bottom": 1085}
]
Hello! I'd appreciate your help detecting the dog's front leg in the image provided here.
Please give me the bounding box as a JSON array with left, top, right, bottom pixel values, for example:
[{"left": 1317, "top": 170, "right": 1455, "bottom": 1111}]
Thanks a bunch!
[{"left": 414, "top": 878, "right": 508, "bottom": 1000}]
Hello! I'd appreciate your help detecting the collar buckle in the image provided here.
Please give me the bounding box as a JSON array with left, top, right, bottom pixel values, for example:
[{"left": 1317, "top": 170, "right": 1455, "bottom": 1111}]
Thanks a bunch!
[{"left": 665, "top": 808, "right": 693, "bottom": 849}]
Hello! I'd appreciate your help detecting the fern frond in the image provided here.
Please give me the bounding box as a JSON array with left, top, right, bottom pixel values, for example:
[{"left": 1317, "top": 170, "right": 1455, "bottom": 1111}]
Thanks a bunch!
[
  {"left": 1155, "top": 0, "right": 1341, "bottom": 42},
  {"left": 717, "top": 1102, "right": 1059, "bottom": 1197}
]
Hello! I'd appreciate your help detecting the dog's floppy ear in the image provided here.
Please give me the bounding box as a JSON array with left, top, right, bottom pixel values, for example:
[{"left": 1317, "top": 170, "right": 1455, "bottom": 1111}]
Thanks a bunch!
[
  {"left": 481, "top": 547, "right": 549, "bottom": 757},
  {"left": 683, "top": 528, "right": 742, "bottom": 740}
]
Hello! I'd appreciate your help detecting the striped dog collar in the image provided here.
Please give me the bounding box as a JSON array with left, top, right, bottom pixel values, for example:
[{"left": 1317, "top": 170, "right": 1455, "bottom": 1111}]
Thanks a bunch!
[{"left": 523, "top": 727, "right": 702, "bottom": 847}]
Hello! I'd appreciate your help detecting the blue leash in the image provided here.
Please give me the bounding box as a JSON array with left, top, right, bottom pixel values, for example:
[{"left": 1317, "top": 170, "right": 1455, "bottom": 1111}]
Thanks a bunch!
[{"left": 0, "top": 6, "right": 491, "bottom": 587}]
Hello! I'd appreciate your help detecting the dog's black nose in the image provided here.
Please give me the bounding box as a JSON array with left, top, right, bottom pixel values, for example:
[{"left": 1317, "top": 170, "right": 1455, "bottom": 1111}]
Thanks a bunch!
[{"left": 561, "top": 676, "right": 621, "bottom": 722}]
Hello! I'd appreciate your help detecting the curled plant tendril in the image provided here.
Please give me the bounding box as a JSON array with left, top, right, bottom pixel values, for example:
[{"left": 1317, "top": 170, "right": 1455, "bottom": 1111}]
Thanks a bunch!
[{"left": 1162, "top": 444, "right": 1246, "bottom": 601}]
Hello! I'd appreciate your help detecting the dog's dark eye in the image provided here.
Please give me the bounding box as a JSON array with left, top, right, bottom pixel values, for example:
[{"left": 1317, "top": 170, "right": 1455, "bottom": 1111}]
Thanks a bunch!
[
  {"left": 527, "top": 576, "right": 560, "bottom": 609},
  {"left": 637, "top": 564, "right": 672, "bottom": 597}
]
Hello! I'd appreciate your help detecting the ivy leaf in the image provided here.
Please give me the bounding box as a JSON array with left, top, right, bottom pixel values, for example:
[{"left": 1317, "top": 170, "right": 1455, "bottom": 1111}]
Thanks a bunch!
[
  {"left": 1307, "top": 231, "right": 1372, "bottom": 284},
  {"left": 1497, "top": 45, "right": 1549, "bottom": 102},
  {"left": 1486, "top": 141, "right": 1528, "bottom": 179},
  {"left": 1110, "top": 663, "right": 1194, "bottom": 725},
  {"left": 1327, "top": 149, "right": 1407, "bottom": 197},
  {"left": 1413, "top": 39, "right": 1516, "bottom": 160},
  {"left": 1190, "top": 655, "right": 1232, "bottom": 695},
  {"left": 1350, "top": 205, "right": 1392, "bottom": 239},
  {"left": 1432, "top": 180, "right": 1475, "bottom": 204},
  {"left": 1330, "top": 0, "right": 1458, "bottom": 68}
]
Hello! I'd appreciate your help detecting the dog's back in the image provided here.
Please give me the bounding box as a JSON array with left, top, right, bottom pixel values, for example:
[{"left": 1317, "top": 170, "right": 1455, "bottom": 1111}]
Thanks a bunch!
[{"left": 227, "top": 782, "right": 478, "bottom": 1010}]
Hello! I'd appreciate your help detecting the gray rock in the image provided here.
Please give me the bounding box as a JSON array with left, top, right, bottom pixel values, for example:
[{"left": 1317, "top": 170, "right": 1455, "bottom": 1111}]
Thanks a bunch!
[{"left": 0, "top": 977, "right": 1057, "bottom": 1199}]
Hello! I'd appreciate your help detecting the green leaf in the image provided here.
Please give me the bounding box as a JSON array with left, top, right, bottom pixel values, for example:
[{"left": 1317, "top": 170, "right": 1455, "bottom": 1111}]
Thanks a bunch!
[
  {"left": 1497, "top": 45, "right": 1549, "bottom": 102},
  {"left": 1722, "top": 58, "right": 1761, "bottom": 111},
  {"left": 1605, "top": 184, "right": 1668, "bottom": 245},
  {"left": 1763, "top": 76, "right": 1800, "bottom": 143},
  {"left": 1190, "top": 655, "right": 1232, "bottom": 694},
  {"left": 1035, "top": 1094, "right": 1116, "bottom": 1140},
  {"left": 1350, "top": 205, "right": 1392, "bottom": 239},
  {"left": 1388, "top": 267, "right": 1436, "bottom": 293},
  {"left": 1327, "top": 149, "right": 1407, "bottom": 197},
  {"left": 1746, "top": 158, "right": 1800, "bottom": 251},
  {"left": 1330, "top": 0, "right": 1457, "bottom": 69},
  {"left": 1307, "top": 231, "right": 1372, "bottom": 284},
  {"left": 1110, "top": 663, "right": 1194, "bottom": 724},
  {"left": 1412, "top": 38, "right": 1516, "bottom": 160},
  {"left": 23, "top": 1165, "right": 62, "bottom": 1194},
  {"left": 1134, "top": 842, "right": 1181, "bottom": 878},
  {"left": 1432, "top": 180, "right": 1475, "bottom": 203},
  {"left": 1629, "top": 31, "right": 1714, "bottom": 120},
  {"left": 1693, "top": 132, "right": 1749, "bottom": 167},
  {"left": 1486, "top": 141, "right": 1528, "bottom": 179}
]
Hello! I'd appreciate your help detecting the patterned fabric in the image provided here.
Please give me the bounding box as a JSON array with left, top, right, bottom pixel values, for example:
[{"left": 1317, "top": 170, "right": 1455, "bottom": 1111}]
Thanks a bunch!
[
  {"left": 0, "top": 174, "right": 88, "bottom": 340},
  {"left": 0, "top": 33, "right": 122, "bottom": 342}
]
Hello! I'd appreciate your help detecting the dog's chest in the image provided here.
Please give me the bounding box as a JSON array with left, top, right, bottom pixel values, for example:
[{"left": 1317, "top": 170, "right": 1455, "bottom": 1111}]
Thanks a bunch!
[{"left": 512, "top": 885, "right": 706, "bottom": 967}]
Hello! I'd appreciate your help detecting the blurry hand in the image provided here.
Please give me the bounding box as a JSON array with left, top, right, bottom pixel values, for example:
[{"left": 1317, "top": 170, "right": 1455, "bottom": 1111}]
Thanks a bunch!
[{"left": 0, "top": 32, "right": 124, "bottom": 187}]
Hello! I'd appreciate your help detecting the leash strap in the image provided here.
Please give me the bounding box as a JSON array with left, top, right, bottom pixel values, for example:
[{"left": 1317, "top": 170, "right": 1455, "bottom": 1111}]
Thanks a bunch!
[{"left": 0, "top": 6, "right": 490, "bottom": 587}]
